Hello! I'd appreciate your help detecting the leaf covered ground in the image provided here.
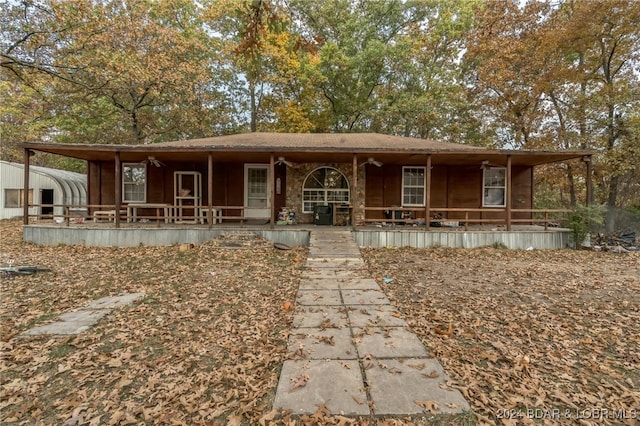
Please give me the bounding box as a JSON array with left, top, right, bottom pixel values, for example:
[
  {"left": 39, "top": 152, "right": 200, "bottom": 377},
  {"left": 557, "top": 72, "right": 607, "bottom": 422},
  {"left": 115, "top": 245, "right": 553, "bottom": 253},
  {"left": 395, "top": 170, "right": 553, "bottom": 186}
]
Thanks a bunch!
[
  {"left": 362, "top": 246, "right": 639, "bottom": 425},
  {"left": 1, "top": 219, "right": 639, "bottom": 425}
]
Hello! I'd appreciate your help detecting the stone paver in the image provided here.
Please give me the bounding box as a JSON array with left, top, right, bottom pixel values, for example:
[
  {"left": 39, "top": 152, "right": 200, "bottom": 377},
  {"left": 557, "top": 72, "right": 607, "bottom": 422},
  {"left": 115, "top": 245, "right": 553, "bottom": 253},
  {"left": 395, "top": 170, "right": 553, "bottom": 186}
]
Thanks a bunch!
[
  {"left": 353, "top": 326, "right": 431, "bottom": 358},
  {"left": 292, "top": 306, "right": 348, "bottom": 328},
  {"left": 273, "top": 230, "right": 470, "bottom": 418},
  {"left": 287, "top": 328, "right": 357, "bottom": 359},
  {"left": 346, "top": 305, "right": 407, "bottom": 327},
  {"left": 296, "top": 289, "right": 342, "bottom": 306},
  {"left": 367, "top": 358, "right": 470, "bottom": 415},
  {"left": 20, "top": 293, "right": 144, "bottom": 337},
  {"left": 274, "top": 360, "right": 370, "bottom": 416},
  {"left": 342, "top": 289, "right": 390, "bottom": 305}
]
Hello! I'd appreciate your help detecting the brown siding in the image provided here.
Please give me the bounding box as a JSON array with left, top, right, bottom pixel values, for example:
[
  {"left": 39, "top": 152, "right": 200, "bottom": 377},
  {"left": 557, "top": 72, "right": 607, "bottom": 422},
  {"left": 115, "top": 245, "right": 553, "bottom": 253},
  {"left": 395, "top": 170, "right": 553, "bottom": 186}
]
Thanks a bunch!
[
  {"left": 364, "top": 165, "right": 403, "bottom": 220},
  {"left": 512, "top": 166, "right": 533, "bottom": 220},
  {"left": 447, "top": 166, "right": 481, "bottom": 219},
  {"left": 88, "top": 161, "right": 101, "bottom": 212},
  {"left": 100, "top": 163, "right": 116, "bottom": 206},
  {"left": 147, "top": 165, "right": 166, "bottom": 203},
  {"left": 383, "top": 165, "right": 402, "bottom": 207},
  {"left": 364, "top": 165, "right": 385, "bottom": 219},
  {"left": 430, "top": 166, "right": 447, "bottom": 208}
]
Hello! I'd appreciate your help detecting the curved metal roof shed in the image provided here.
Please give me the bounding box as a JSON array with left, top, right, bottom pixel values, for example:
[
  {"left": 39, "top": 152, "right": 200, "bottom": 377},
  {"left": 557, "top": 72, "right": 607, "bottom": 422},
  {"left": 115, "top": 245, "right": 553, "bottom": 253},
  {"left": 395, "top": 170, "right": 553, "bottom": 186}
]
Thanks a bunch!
[{"left": 0, "top": 160, "right": 87, "bottom": 220}]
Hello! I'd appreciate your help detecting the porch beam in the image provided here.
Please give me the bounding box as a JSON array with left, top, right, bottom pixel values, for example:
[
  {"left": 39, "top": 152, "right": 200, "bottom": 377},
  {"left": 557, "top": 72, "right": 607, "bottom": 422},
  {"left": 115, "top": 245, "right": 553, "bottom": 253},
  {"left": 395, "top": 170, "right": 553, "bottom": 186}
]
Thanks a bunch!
[
  {"left": 352, "top": 153, "right": 358, "bottom": 229},
  {"left": 584, "top": 155, "right": 593, "bottom": 206},
  {"left": 114, "top": 151, "right": 121, "bottom": 228},
  {"left": 425, "top": 154, "right": 432, "bottom": 230},
  {"left": 506, "top": 154, "right": 512, "bottom": 231},
  {"left": 270, "top": 153, "right": 275, "bottom": 229},
  {"left": 208, "top": 152, "right": 213, "bottom": 228},
  {"left": 23, "top": 149, "right": 31, "bottom": 225}
]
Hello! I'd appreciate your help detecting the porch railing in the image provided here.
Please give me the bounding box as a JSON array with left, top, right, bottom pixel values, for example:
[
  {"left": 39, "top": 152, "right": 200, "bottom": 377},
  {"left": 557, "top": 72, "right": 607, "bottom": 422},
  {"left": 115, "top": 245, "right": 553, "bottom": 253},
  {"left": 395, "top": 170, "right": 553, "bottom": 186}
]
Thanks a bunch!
[
  {"left": 24, "top": 204, "right": 571, "bottom": 231},
  {"left": 23, "top": 204, "right": 249, "bottom": 228},
  {"left": 363, "top": 207, "right": 571, "bottom": 230}
]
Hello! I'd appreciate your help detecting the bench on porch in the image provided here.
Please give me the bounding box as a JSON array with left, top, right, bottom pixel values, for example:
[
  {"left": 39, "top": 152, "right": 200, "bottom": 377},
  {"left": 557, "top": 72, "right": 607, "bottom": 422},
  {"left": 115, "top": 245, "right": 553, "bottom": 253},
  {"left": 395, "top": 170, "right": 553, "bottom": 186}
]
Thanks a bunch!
[
  {"left": 92, "top": 209, "right": 127, "bottom": 222},
  {"left": 199, "top": 208, "right": 223, "bottom": 224}
]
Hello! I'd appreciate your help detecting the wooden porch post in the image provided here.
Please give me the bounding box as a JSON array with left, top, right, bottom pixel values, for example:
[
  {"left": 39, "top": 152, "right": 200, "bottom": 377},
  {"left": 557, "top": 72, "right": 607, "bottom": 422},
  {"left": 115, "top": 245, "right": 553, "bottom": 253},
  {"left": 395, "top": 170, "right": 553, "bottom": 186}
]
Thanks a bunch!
[
  {"left": 208, "top": 152, "right": 214, "bottom": 228},
  {"left": 23, "top": 149, "right": 31, "bottom": 225},
  {"left": 352, "top": 154, "right": 358, "bottom": 230},
  {"left": 584, "top": 156, "right": 593, "bottom": 206},
  {"left": 270, "top": 153, "right": 275, "bottom": 229},
  {"left": 114, "top": 151, "right": 121, "bottom": 229},
  {"left": 506, "top": 155, "right": 512, "bottom": 231},
  {"left": 425, "top": 154, "right": 432, "bottom": 230}
]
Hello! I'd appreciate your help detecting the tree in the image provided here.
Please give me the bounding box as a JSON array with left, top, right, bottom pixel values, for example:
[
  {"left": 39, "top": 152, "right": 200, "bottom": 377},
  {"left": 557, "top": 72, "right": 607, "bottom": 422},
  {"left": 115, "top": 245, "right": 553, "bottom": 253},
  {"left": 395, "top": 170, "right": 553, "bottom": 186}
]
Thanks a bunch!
[
  {"left": 465, "top": 0, "right": 640, "bottom": 231},
  {"left": 2, "top": 0, "right": 230, "bottom": 145}
]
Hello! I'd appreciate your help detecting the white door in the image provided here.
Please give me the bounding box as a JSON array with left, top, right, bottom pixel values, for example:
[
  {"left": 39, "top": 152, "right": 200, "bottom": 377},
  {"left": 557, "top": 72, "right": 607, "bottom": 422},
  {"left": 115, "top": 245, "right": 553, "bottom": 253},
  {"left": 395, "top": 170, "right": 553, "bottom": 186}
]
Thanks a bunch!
[{"left": 244, "top": 164, "right": 270, "bottom": 219}]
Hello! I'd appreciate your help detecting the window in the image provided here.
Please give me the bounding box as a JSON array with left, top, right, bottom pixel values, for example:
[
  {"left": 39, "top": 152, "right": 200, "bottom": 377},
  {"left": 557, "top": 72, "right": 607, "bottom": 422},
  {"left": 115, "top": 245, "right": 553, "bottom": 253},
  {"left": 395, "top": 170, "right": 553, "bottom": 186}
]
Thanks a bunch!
[
  {"left": 122, "top": 163, "right": 146, "bottom": 203},
  {"left": 402, "top": 167, "right": 425, "bottom": 206},
  {"left": 302, "top": 167, "right": 349, "bottom": 213},
  {"left": 483, "top": 167, "right": 506, "bottom": 207},
  {"left": 4, "top": 189, "right": 33, "bottom": 208}
]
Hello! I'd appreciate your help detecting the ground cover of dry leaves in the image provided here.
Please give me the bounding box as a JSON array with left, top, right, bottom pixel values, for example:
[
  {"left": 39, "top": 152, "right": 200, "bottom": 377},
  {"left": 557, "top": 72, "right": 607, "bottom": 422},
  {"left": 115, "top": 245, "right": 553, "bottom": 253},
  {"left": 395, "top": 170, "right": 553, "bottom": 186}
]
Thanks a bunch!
[
  {"left": 362, "top": 246, "right": 639, "bottom": 425},
  {"left": 1, "top": 220, "right": 307, "bottom": 425},
  {"left": 1, "top": 218, "right": 638, "bottom": 426}
]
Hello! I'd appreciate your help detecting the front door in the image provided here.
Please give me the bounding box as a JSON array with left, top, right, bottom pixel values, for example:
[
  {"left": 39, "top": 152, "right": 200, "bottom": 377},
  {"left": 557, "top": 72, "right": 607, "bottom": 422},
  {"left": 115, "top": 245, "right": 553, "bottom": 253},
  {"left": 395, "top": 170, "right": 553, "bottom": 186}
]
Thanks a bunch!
[{"left": 244, "top": 164, "right": 270, "bottom": 219}]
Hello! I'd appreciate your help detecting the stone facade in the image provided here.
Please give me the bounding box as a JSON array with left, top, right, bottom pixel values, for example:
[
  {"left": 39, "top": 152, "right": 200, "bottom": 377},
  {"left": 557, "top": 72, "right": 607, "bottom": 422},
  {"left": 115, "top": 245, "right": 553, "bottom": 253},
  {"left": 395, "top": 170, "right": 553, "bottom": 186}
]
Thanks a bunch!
[{"left": 284, "top": 163, "right": 366, "bottom": 225}]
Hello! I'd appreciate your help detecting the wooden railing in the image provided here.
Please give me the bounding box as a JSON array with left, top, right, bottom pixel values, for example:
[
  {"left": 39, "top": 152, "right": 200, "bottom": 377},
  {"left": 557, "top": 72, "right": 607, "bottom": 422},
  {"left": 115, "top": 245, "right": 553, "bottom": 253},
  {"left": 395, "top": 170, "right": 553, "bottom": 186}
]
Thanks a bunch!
[
  {"left": 25, "top": 203, "right": 571, "bottom": 231},
  {"left": 24, "top": 204, "right": 249, "bottom": 228},
  {"left": 363, "top": 207, "right": 570, "bottom": 230}
]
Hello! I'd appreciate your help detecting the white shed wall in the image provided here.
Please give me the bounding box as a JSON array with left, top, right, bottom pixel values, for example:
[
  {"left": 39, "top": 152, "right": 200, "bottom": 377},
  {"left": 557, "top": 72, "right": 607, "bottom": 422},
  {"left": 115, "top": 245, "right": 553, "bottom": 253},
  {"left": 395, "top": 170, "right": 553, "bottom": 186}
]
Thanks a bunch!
[{"left": 0, "top": 161, "right": 87, "bottom": 220}]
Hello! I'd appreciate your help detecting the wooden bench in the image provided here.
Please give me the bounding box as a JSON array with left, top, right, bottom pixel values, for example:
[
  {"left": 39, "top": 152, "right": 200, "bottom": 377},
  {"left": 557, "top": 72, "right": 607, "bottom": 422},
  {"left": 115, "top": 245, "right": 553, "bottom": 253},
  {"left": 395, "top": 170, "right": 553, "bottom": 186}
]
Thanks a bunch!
[
  {"left": 93, "top": 209, "right": 126, "bottom": 222},
  {"left": 200, "top": 208, "right": 222, "bottom": 224}
]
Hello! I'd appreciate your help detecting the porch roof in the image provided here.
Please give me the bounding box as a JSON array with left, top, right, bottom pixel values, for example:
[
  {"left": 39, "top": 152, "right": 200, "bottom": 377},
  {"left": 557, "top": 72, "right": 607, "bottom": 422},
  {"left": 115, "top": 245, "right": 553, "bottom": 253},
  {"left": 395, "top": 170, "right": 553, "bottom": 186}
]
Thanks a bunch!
[{"left": 21, "top": 132, "right": 593, "bottom": 166}]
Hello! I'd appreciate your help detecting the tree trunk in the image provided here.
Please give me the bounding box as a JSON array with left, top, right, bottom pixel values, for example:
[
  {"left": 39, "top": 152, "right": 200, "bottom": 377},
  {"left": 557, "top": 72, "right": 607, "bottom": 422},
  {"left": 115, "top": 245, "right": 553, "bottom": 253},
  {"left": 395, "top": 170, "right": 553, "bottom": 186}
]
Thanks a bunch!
[
  {"left": 250, "top": 80, "right": 257, "bottom": 132},
  {"left": 566, "top": 163, "right": 577, "bottom": 206},
  {"left": 131, "top": 109, "right": 144, "bottom": 144}
]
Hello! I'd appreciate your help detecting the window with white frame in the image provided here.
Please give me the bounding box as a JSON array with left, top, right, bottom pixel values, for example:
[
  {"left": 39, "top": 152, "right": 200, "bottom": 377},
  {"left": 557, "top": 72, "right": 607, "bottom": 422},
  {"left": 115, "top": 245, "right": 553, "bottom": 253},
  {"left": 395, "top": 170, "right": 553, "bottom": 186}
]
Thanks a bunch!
[
  {"left": 122, "top": 163, "right": 146, "bottom": 203},
  {"left": 402, "top": 167, "right": 425, "bottom": 206},
  {"left": 302, "top": 167, "right": 349, "bottom": 213},
  {"left": 483, "top": 167, "right": 506, "bottom": 207}
]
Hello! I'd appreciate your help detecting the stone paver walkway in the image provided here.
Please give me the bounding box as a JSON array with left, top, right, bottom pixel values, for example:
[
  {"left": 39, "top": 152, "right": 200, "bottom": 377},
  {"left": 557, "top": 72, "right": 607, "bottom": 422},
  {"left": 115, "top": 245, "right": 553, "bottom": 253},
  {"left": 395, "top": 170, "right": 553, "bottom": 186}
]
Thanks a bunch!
[
  {"left": 20, "top": 293, "right": 145, "bottom": 337},
  {"left": 273, "top": 229, "right": 469, "bottom": 417}
]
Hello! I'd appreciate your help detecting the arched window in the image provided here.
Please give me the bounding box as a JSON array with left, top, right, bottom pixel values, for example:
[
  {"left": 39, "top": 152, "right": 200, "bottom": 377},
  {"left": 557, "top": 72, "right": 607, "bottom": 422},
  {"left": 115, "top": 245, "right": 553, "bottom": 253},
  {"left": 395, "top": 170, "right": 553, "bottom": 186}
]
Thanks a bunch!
[{"left": 302, "top": 167, "right": 350, "bottom": 213}]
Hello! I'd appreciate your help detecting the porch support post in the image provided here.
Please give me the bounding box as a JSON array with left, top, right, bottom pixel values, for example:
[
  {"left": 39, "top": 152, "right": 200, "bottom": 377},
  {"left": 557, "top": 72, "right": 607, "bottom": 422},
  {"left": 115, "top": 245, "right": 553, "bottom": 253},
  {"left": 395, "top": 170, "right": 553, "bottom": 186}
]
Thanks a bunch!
[
  {"left": 506, "top": 154, "right": 512, "bottom": 231},
  {"left": 584, "top": 155, "right": 592, "bottom": 206},
  {"left": 114, "top": 151, "right": 121, "bottom": 229},
  {"left": 208, "top": 152, "right": 213, "bottom": 228},
  {"left": 352, "top": 153, "right": 358, "bottom": 230},
  {"left": 425, "top": 154, "right": 432, "bottom": 230},
  {"left": 269, "top": 153, "right": 275, "bottom": 229},
  {"left": 23, "top": 149, "right": 31, "bottom": 225}
]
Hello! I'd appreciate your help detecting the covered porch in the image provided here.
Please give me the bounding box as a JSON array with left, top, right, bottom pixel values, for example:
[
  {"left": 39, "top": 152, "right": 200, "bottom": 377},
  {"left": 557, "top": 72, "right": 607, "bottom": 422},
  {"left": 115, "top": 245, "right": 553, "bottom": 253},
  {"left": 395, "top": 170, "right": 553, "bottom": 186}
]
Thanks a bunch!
[{"left": 19, "top": 132, "right": 592, "bottom": 248}]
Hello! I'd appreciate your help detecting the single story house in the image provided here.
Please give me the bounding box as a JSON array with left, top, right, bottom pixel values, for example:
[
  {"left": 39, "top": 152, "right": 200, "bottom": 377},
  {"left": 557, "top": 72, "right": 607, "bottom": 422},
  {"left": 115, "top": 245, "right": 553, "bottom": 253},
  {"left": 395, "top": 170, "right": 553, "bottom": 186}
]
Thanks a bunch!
[
  {"left": 1, "top": 160, "right": 87, "bottom": 220},
  {"left": 18, "top": 133, "right": 593, "bottom": 248}
]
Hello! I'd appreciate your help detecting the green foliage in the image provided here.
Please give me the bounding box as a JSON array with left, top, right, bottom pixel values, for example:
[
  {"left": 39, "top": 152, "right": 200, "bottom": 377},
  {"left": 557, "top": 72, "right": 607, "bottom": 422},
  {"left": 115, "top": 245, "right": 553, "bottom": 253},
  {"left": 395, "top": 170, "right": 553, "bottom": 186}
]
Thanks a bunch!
[{"left": 567, "top": 205, "right": 605, "bottom": 249}]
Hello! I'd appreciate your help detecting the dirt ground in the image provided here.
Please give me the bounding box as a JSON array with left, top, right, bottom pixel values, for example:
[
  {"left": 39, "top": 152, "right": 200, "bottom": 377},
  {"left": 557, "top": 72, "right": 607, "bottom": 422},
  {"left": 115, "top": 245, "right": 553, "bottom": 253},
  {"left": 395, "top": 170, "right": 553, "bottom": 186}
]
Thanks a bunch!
[{"left": 1, "top": 219, "right": 639, "bottom": 425}]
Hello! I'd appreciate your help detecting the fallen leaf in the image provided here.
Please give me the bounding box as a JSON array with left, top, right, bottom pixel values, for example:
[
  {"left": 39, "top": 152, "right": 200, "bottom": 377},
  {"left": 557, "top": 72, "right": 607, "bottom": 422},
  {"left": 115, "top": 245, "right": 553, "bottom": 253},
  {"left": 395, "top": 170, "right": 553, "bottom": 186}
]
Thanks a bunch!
[
  {"left": 289, "top": 375, "right": 309, "bottom": 392},
  {"left": 414, "top": 400, "right": 439, "bottom": 414},
  {"left": 434, "top": 323, "right": 453, "bottom": 337}
]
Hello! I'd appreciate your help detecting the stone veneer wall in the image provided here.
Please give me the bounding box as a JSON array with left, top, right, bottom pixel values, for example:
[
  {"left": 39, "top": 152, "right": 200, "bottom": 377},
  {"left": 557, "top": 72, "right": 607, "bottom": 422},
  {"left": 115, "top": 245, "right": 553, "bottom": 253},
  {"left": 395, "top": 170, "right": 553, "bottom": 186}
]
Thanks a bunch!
[{"left": 285, "top": 163, "right": 366, "bottom": 224}]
